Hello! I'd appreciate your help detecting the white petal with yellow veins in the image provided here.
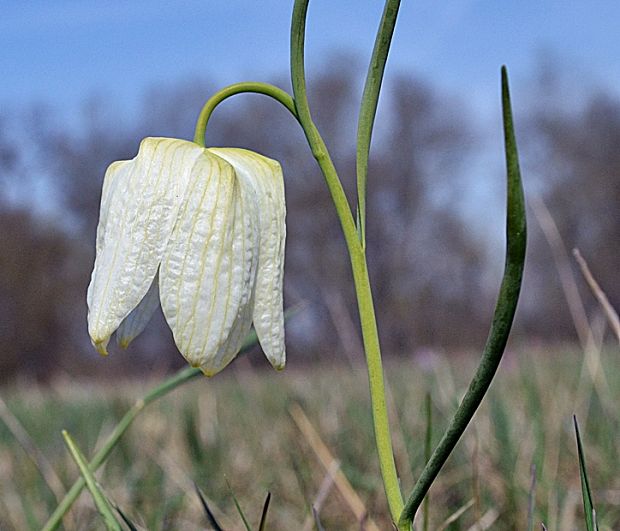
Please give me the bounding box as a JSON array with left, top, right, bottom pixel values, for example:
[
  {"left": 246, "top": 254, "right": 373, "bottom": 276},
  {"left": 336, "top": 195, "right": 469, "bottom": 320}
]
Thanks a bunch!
[
  {"left": 116, "top": 273, "right": 160, "bottom": 348},
  {"left": 209, "top": 148, "right": 286, "bottom": 370},
  {"left": 160, "top": 153, "right": 259, "bottom": 373},
  {"left": 87, "top": 137, "right": 204, "bottom": 352}
]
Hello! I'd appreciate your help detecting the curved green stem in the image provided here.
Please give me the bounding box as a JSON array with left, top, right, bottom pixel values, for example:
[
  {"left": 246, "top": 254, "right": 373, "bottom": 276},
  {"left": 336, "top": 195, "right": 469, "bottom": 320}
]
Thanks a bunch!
[
  {"left": 291, "top": 0, "right": 405, "bottom": 525},
  {"left": 193, "top": 82, "right": 298, "bottom": 147},
  {"left": 356, "top": 0, "right": 401, "bottom": 247},
  {"left": 398, "top": 66, "right": 527, "bottom": 528}
]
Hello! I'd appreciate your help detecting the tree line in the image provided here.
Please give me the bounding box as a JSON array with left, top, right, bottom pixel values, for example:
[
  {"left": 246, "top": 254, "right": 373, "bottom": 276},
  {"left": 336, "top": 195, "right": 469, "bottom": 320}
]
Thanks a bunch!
[{"left": 1, "top": 59, "right": 617, "bottom": 381}]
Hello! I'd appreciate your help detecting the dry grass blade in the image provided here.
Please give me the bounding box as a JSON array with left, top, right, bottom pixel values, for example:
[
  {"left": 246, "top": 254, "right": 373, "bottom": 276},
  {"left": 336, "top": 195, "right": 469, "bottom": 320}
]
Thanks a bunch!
[
  {"left": 466, "top": 508, "right": 499, "bottom": 530},
  {"left": 312, "top": 507, "right": 326, "bottom": 531},
  {"left": 302, "top": 460, "right": 340, "bottom": 531},
  {"left": 436, "top": 498, "right": 474, "bottom": 530},
  {"left": 531, "top": 196, "right": 591, "bottom": 348},
  {"left": 0, "top": 397, "right": 67, "bottom": 506},
  {"left": 573, "top": 248, "right": 620, "bottom": 345},
  {"left": 531, "top": 195, "right": 611, "bottom": 408},
  {"left": 289, "top": 403, "right": 380, "bottom": 531}
]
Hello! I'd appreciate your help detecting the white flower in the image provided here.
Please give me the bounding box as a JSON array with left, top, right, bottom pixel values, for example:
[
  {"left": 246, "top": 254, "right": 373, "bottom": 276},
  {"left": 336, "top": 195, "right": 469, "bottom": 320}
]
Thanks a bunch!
[{"left": 87, "top": 137, "right": 286, "bottom": 376}]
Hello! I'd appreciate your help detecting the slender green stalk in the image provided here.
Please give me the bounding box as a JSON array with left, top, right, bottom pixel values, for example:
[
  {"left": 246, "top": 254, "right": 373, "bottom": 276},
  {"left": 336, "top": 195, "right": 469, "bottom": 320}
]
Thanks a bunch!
[
  {"left": 291, "top": 0, "right": 404, "bottom": 525},
  {"left": 193, "top": 82, "right": 297, "bottom": 147},
  {"left": 398, "top": 66, "right": 527, "bottom": 527},
  {"left": 62, "top": 431, "right": 122, "bottom": 531},
  {"left": 356, "top": 0, "right": 401, "bottom": 247}
]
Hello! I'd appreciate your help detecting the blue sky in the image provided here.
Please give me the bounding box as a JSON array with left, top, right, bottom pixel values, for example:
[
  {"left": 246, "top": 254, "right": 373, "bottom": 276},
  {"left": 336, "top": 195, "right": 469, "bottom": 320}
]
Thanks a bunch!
[{"left": 2, "top": 0, "right": 619, "bottom": 120}]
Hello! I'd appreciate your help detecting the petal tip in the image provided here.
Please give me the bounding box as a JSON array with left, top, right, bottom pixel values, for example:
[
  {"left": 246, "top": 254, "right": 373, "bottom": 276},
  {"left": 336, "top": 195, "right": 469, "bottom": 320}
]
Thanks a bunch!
[
  {"left": 269, "top": 353, "right": 286, "bottom": 372},
  {"left": 92, "top": 337, "right": 110, "bottom": 356},
  {"left": 117, "top": 337, "right": 131, "bottom": 349}
]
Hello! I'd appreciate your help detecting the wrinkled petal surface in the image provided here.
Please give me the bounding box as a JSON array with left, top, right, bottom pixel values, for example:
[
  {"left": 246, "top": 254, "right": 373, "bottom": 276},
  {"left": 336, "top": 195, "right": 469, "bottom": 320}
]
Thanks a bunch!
[
  {"left": 116, "top": 273, "right": 160, "bottom": 348},
  {"left": 87, "top": 137, "right": 204, "bottom": 353},
  {"left": 209, "top": 148, "right": 286, "bottom": 369},
  {"left": 159, "top": 152, "right": 259, "bottom": 375}
]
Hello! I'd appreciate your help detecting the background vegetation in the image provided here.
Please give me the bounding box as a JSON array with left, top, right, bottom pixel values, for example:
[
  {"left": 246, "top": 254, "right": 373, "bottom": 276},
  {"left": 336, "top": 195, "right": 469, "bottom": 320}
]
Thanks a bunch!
[
  {"left": 2, "top": 350, "right": 619, "bottom": 529},
  {"left": 0, "top": 54, "right": 618, "bottom": 529},
  {"left": 0, "top": 59, "right": 618, "bottom": 380}
]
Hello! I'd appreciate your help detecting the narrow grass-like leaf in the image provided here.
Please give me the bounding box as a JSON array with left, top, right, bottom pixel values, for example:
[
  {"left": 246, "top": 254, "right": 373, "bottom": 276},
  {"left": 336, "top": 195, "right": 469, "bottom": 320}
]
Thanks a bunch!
[
  {"left": 114, "top": 505, "right": 138, "bottom": 531},
  {"left": 527, "top": 464, "right": 536, "bottom": 531},
  {"left": 194, "top": 483, "right": 224, "bottom": 531},
  {"left": 573, "top": 416, "right": 598, "bottom": 531},
  {"left": 61, "top": 430, "right": 121, "bottom": 531},
  {"left": 258, "top": 492, "right": 272, "bottom": 531},
  {"left": 355, "top": 0, "right": 401, "bottom": 246},
  {"left": 226, "top": 478, "right": 252, "bottom": 531},
  {"left": 399, "top": 65, "right": 527, "bottom": 527}
]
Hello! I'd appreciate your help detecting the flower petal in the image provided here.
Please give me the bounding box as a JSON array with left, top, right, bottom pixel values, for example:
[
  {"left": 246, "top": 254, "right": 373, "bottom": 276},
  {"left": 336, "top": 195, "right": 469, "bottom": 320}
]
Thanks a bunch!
[
  {"left": 87, "top": 137, "right": 205, "bottom": 353},
  {"left": 160, "top": 152, "right": 259, "bottom": 374},
  {"left": 209, "top": 148, "right": 286, "bottom": 370},
  {"left": 116, "top": 273, "right": 160, "bottom": 348}
]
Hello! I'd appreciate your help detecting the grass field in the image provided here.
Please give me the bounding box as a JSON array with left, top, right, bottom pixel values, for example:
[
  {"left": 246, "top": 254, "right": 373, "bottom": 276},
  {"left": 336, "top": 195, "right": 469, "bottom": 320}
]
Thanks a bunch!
[{"left": 1, "top": 346, "right": 619, "bottom": 530}]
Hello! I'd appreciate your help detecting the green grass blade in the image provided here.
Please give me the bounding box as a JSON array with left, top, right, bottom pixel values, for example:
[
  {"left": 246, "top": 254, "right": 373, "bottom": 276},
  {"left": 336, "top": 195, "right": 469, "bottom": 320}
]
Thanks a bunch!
[
  {"left": 258, "top": 492, "right": 272, "bottom": 531},
  {"left": 527, "top": 464, "right": 536, "bottom": 531},
  {"left": 194, "top": 483, "right": 224, "bottom": 531},
  {"left": 573, "top": 416, "right": 598, "bottom": 531},
  {"left": 61, "top": 430, "right": 121, "bottom": 531},
  {"left": 355, "top": 0, "right": 401, "bottom": 246},
  {"left": 399, "top": 65, "right": 527, "bottom": 527},
  {"left": 226, "top": 478, "right": 252, "bottom": 531}
]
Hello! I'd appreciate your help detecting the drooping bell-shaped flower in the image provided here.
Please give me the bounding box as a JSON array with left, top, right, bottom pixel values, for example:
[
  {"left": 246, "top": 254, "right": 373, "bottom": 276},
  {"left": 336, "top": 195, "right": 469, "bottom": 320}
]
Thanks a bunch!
[{"left": 87, "top": 137, "right": 286, "bottom": 376}]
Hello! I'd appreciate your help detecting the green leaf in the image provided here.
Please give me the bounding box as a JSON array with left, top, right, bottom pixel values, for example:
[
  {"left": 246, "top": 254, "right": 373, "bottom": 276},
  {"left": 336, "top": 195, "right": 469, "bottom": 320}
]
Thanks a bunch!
[
  {"left": 398, "top": 65, "right": 527, "bottom": 527},
  {"left": 355, "top": 0, "right": 401, "bottom": 247},
  {"left": 61, "top": 430, "right": 121, "bottom": 531},
  {"left": 573, "top": 416, "right": 598, "bottom": 531}
]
